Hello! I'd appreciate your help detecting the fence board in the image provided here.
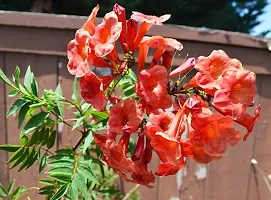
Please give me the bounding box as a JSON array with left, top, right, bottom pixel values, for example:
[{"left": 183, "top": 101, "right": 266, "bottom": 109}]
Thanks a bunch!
[
  {"left": 0, "top": 52, "right": 9, "bottom": 187},
  {"left": 5, "top": 52, "right": 57, "bottom": 199},
  {"left": 247, "top": 75, "right": 271, "bottom": 200}
]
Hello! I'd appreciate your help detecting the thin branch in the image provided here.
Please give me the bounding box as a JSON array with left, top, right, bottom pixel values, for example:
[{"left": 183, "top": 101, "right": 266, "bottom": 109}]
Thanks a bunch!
[{"left": 122, "top": 184, "right": 140, "bottom": 200}]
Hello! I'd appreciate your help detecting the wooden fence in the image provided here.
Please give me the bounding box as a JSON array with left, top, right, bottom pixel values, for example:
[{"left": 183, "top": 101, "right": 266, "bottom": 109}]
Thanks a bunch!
[{"left": 0, "top": 11, "right": 271, "bottom": 200}]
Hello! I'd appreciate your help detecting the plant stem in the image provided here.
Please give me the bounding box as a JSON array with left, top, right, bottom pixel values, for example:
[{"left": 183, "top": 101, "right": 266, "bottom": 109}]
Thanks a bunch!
[
  {"left": 72, "top": 132, "right": 88, "bottom": 151},
  {"left": 122, "top": 184, "right": 140, "bottom": 200}
]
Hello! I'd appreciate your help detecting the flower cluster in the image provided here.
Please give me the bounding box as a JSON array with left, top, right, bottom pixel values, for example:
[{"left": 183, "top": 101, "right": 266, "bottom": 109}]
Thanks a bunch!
[{"left": 67, "top": 4, "right": 260, "bottom": 187}]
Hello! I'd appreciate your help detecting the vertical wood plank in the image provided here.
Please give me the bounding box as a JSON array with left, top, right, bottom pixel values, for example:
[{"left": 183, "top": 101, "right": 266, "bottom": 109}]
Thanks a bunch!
[
  {"left": 5, "top": 52, "right": 57, "bottom": 199},
  {"left": 204, "top": 76, "right": 262, "bottom": 200},
  {"left": 0, "top": 52, "right": 9, "bottom": 187},
  {"left": 57, "top": 56, "right": 81, "bottom": 149},
  {"left": 247, "top": 75, "right": 271, "bottom": 200}
]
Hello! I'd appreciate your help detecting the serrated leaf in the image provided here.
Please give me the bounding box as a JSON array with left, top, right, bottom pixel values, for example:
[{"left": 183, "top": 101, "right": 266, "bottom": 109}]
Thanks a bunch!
[
  {"left": 0, "top": 183, "right": 7, "bottom": 197},
  {"left": 48, "top": 160, "right": 74, "bottom": 169},
  {"left": 10, "top": 148, "right": 29, "bottom": 169},
  {"left": 0, "top": 144, "right": 21, "bottom": 152},
  {"left": 83, "top": 131, "right": 94, "bottom": 153},
  {"left": 72, "top": 116, "right": 85, "bottom": 130},
  {"left": 47, "top": 167, "right": 73, "bottom": 177},
  {"left": 19, "top": 148, "right": 39, "bottom": 171},
  {"left": 73, "top": 173, "right": 88, "bottom": 199},
  {"left": 31, "top": 75, "right": 38, "bottom": 97},
  {"left": 70, "top": 181, "right": 78, "bottom": 200},
  {"left": 50, "top": 155, "right": 74, "bottom": 162},
  {"left": 23, "top": 112, "right": 49, "bottom": 134},
  {"left": 7, "top": 147, "right": 25, "bottom": 163},
  {"left": 0, "top": 68, "right": 16, "bottom": 88},
  {"left": 49, "top": 174, "right": 71, "bottom": 183},
  {"left": 6, "top": 98, "right": 28, "bottom": 117},
  {"left": 39, "top": 153, "right": 48, "bottom": 173},
  {"left": 24, "top": 66, "right": 33, "bottom": 93},
  {"left": 7, "top": 180, "right": 15, "bottom": 195},
  {"left": 77, "top": 166, "right": 99, "bottom": 185},
  {"left": 11, "top": 186, "right": 26, "bottom": 200},
  {"left": 47, "top": 130, "right": 56, "bottom": 149},
  {"left": 18, "top": 103, "right": 31, "bottom": 128},
  {"left": 50, "top": 183, "right": 69, "bottom": 200},
  {"left": 13, "top": 66, "right": 20, "bottom": 87},
  {"left": 8, "top": 89, "right": 19, "bottom": 97},
  {"left": 89, "top": 111, "right": 108, "bottom": 121},
  {"left": 38, "top": 179, "right": 55, "bottom": 186},
  {"left": 72, "top": 77, "right": 78, "bottom": 100}
]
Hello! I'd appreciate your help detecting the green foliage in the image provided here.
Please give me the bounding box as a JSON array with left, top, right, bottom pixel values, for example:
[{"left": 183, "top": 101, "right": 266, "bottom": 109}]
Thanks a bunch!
[
  {"left": 0, "top": 66, "right": 140, "bottom": 199},
  {"left": 118, "top": 69, "right": 137, "bottom": 99}
]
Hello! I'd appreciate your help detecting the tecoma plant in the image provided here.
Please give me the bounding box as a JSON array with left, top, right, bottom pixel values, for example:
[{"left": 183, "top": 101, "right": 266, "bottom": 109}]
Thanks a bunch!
[{"left": 0, "top": 3, "right": 260, "bottom": 200}]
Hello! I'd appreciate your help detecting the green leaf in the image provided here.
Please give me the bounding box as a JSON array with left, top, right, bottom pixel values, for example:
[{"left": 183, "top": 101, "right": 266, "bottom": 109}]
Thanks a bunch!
[
  {"left": 11, "top": 186, "right": 27, "bottom": 200},
  {"left": 89, "top": 111, "right": 108, "bottom": 121},
  {"left": 83, "top": 131, "right": 93, "bottom": 153},
  {"left": 40, "top": 127, "right": 50, "bottom": 146},
  {"left": 24, "top": 66, "right": 33, "bottom": 93},
  {"left": 8, "top": 89, "right": 19, "bottom": 97},
  {"left": 50, "top": 155, "right": 74, "bottom": 162},
  {"left": 49, "top": 174, "right": 71, "bottom": 183},
  {"left": 18, "top": 103, "right": 31, "bottom": 128},
  {"left": 77, "top": 166, "right": 99, "bottom": 185},
  {"left": 55, "top": 84, "right": 64, "bottom": 118},
  {"left": 39, "top": 153, "right": 48, "bottom": 173},
  {"left": 23, "top": 112, "right": 49, "bottom": 134},
  {"left": 20, "top": 135, "right": 28, "bottom": 146},
  {"left": 39, "top": 185, "right": 54, "bottom": 195},
  {"left": 51, "top": 183, "right": 69, "bottom": 200},
  {"left": 28, "top": 129, "right": 41, "bottom": 146},
  {"left": 48, "top": 160, "right": 74, "bottom": 169},
  {"left": 128, "top": 69, "right": 137, "bottom": 82},
  {"left": 31, "top": 75, "right": 38, "bottom": 97},
  {"left": 0, "top": 68, "right": 16, "bottom": 88},
  {"left": 128, "top": 137, "right": 136, "bottom": 157},
  {"left": 0, "top": 183, "right": 7, "bottom": 197},
  {"left": 0, "top": 144, "right": 21, "bottom": 152},
  {"left": 47, "top": 167, "right": 73, "bottom": 177},
  {"left": 7, "top": 147, "right": 25, "bottom": 163},
  {"left": 72, "top": 77, "right": 78, "bottom": 100},
  {"left": 70, "top": 181, "right": 78, "bottom": 200},
  {"left": 19, "top": 148, "right": 39, "bottom": 171},
  {"left": 38, "top": 179, "right": 55, "bottom": 186},
  {"left": 7, "top": 180, "right": 15, "bottom": 195},
  {"left": 47, "top": 130, "right": 56, "bottom": 149},
  {"left": 72, "top": 116, "right": 85, "bottom": 130},
  {"left": 73, "top": 173, "right": 88, "bottom": 199},
  {"left": 6, "top": 98, "right": 28, "bottom": 117},
  {"left": 13, "top": 67, "right": 20, "bottom": 85},
  {"left": 10, "top": 148, "right": 29, "bottom": 169}
]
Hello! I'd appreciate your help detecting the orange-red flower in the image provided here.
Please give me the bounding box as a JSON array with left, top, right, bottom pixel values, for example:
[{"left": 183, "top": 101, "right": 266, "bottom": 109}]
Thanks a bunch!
[
  {"left": 138, "top": 36, "right": 183, "bottom": 71},
  {"left": 94, "top": 133, "right": 135, "bottom": 178},
  {"left": 80, "top": 72, "right": 107, "bottom": 111},
  {"left": 185, "top": 50, "right": 243, "bottom": 95},
  {"left": 212, "top": 69, "right": 256, "bottom": 120},
  {"left": 108, "top": 98, "right": 144, "bottom": 133},
  {"left": 130, "top": 12, "right": 170, "bottom": 52},
  {"left": 136, "top": 65, "right": 172, "bottom": 109},
  {"left": 90, "top": 11, "right": 122, "bottom": 58},
  {"left": 191, "top": 111, "right": 241, "bottom": 156},
  {"left": 146, "top": 106, "right": 187, "bottom": 176}
]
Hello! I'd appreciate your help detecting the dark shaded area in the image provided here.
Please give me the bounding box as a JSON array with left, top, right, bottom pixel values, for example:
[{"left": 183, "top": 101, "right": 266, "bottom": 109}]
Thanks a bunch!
[{"left": 0, "top": 0, "right": 269, "bottom": 34}]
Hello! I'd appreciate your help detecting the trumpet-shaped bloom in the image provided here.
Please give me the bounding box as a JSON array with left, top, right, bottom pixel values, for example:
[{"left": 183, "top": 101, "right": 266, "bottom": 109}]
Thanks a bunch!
[
  {"left": 108, "top": 98, "right": 144, "bottom": 133},
  {"left": 191, "top": 112, "right": 241, "bottom": 156},
  {"left": 80, "top": 72, "right": 107, "bottom": 111},
  {"left": 185, "top": 50, "right": 243, "bottom": 95},
  {"left": 212, "top": 69, "right": 256, "bottom": 120},
  {"left": 81, "top": 5, "right": 99, "bottom": 35},
  {"left": 90, "top": 11, "right": 122, "bottom": 57},
  {"left": 136, "top": 65, "right": 172, "bottom": 109}
]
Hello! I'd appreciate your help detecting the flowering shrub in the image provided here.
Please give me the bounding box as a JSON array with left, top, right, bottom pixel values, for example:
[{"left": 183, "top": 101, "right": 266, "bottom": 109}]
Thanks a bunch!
[{"left": 0, "top": 3, "right": 260, "bottom": 200}]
